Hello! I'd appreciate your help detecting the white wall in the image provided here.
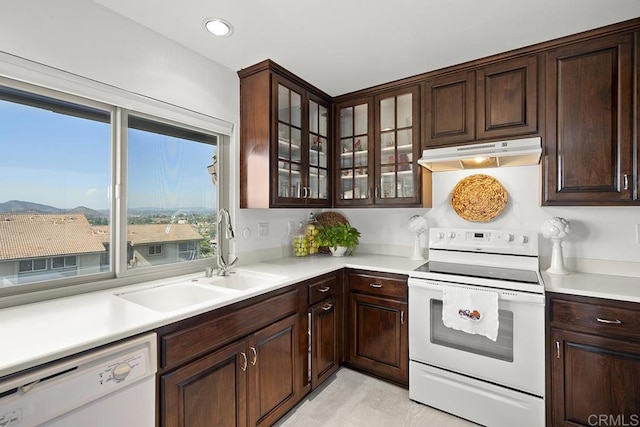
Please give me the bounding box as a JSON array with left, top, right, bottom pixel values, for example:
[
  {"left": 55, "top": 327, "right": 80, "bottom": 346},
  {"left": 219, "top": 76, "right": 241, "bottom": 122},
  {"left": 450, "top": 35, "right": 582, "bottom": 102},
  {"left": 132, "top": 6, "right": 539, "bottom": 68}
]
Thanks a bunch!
[{"left": 0, "top": 0, "right": 638, "bottom": 276}]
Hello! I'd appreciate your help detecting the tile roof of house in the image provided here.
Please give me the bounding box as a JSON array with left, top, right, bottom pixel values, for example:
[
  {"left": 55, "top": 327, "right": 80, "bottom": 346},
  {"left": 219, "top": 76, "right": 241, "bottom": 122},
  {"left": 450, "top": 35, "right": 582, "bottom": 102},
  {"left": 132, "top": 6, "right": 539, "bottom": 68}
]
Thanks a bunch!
[
  {"left": 0, "top": 214, "right": 106, "bottom": 261},
  {"left": 91, "top": 223, "right": 204, "bottom": 245}
]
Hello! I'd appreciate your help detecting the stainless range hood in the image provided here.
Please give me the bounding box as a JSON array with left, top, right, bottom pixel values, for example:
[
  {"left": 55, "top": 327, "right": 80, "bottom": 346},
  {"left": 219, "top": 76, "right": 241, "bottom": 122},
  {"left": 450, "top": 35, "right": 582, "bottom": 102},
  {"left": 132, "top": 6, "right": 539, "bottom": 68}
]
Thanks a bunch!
[{"left": 417, "top": 137, "right": 542, "bottom": 172}]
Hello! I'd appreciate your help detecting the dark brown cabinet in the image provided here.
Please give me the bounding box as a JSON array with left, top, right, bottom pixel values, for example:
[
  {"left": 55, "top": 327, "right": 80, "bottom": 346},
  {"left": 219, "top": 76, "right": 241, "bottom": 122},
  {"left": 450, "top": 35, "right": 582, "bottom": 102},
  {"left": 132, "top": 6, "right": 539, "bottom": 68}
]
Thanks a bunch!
[
  {"left": 157, "top": 288, "right": 304, "bottom": 427},
  {"left": 334, "top": 85, "right": 422, "bottom": 207},
  {"left": 162, "top": 340, "right": 248, "bottom": 427},
  {"left": 310, "top": 298, "right": 339, "bottom": 388},
  {"left": 424, "top": 71, "right": 475, "bottom": 146},
  {"left": 424, "top": 56, "right": 539, "bottom": 148},
  {"left": 307, "top": 273, "right": 342, "bottom": 389},
  {"left": 247, "top": 315, "right": 299, "bottom": 426},
  {"left": 547, "top": 293, "right": 640, "bottom": 426},
  {"left": 239, "top": 60, "right": 332, "bottom": 208},
  {"left": 345, "top": 270, "right": 408, "bottom": 386},
  {"left": 476, "top": 56, "right": 539, "bottom": 140},
  {"left": 544, "top": 33, "right": 635, "bottom": 205}
]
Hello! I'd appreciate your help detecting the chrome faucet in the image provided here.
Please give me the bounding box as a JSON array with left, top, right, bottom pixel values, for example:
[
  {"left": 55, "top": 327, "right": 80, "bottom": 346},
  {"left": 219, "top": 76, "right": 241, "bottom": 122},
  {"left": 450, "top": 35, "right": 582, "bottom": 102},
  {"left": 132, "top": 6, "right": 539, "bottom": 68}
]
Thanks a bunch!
[{"left": 216, "top": 208, "right": 237, "bottom": 276}]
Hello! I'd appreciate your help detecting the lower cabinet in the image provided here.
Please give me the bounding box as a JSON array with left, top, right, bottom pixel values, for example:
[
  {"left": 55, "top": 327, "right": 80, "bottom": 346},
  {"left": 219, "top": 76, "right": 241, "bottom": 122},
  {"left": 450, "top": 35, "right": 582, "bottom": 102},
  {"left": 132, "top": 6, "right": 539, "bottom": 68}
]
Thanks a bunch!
[
  {"left": 161, "top": 340, "right": 248, "bottom": 427},
  {"left": 548, "top": 293, "right": 640, "bottom": 426},
  {"left": 345, "top": 270, "right": 408, "bottom": 386},
  {"left": 306, "top": 272, "right": 342, "bottom": 389},
  {"left": 310, "top": 298, "right": 340, "bottom": 388},
  {"left": 161, "top": 314, "right": 299, "bottom": 427}
]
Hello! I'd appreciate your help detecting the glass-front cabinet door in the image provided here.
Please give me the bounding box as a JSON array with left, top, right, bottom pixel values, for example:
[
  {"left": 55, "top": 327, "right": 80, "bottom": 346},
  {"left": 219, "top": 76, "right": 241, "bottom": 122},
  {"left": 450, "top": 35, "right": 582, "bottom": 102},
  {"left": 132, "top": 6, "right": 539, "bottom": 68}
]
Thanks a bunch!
[
  {"left": 307, "top": 96, "right": 331, "bottom": 205},
  {"left": 276, "top": 81, "right": 303, "bottom": 203},
  {"left": 273, "top": 77, "right": 331, "bottom": 207},
  {"left": 336, "top": 99, "right": 374, "bottom": 206},
  {"left": 375, "top": 86, "right": 421, "bottom": 205}
]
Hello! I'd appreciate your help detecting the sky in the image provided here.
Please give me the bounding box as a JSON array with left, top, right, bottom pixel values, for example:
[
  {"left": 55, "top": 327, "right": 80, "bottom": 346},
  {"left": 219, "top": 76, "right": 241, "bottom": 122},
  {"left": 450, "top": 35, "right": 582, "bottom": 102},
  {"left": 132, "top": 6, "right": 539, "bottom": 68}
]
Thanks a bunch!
[{"left": 0, "top": 98, "right": 217, "bottom": 212}]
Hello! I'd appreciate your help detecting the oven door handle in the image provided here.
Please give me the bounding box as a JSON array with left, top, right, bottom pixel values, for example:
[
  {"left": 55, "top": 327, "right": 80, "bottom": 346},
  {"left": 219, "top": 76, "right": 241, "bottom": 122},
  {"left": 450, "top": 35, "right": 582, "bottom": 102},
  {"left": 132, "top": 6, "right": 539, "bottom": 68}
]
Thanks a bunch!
[{"left": 408, "top": 278, "right": 544, "bottom": 304}]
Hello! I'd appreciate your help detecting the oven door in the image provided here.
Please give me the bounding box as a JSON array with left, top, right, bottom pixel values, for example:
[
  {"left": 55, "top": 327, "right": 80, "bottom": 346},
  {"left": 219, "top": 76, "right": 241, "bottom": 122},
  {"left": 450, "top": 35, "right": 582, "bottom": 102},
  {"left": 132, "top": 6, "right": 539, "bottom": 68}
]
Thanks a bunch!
[{"left": 408, "top": 278, "right": 545, "bottom": 396}]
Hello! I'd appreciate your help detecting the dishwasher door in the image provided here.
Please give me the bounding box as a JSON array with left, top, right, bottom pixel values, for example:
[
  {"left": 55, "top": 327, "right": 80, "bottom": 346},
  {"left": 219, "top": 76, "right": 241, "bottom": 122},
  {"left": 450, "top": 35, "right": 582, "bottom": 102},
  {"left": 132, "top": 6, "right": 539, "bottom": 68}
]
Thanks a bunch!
[{"left": 0, "top": 332, "right": 157, "bottom": 427}]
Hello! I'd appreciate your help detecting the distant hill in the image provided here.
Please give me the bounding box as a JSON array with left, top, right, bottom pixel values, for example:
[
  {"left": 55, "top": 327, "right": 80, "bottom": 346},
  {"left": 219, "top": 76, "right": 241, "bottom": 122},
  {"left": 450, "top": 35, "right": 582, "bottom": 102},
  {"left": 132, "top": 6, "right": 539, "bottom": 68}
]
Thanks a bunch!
[{"left": 0, "top": 200, "right": 107, "bottom": 217}]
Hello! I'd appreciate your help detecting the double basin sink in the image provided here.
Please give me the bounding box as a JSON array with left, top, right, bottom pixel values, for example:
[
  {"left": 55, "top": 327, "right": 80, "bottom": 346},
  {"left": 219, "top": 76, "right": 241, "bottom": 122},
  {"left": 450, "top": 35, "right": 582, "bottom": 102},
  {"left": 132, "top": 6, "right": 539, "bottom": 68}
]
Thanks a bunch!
[{"left": 116, "top": 269, "right": 286, "bottom": 313}]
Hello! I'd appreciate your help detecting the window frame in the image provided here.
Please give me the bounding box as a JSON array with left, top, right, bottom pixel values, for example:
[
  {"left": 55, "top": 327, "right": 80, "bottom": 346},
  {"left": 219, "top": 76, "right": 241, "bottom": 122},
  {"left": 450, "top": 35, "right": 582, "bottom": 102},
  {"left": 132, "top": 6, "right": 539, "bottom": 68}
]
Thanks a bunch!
[
  {"left": 0, "top": 74, "right": 230, "bottom": 305},
  {"left": 147, "top": 245, "right": 163, "bottom": 257}
]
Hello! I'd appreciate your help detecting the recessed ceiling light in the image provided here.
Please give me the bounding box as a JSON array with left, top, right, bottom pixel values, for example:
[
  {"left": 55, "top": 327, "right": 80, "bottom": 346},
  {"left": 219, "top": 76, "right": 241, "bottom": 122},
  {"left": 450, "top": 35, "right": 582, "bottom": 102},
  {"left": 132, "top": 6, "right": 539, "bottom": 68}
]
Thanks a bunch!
[{"left": 204, "top": 18, "right": 233, "bottom": 37}]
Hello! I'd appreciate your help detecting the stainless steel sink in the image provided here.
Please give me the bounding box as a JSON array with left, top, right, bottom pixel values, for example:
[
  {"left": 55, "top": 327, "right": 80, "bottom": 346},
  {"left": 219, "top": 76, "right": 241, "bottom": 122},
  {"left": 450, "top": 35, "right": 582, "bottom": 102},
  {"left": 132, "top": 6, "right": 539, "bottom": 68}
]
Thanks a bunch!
[{"left": 116, "top": 280, "right": 237, "bottom": 312}]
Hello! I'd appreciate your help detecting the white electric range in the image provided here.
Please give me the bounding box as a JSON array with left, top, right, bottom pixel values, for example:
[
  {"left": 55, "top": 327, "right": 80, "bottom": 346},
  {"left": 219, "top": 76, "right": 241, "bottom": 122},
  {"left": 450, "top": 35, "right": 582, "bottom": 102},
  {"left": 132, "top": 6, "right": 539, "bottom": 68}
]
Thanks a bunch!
[{"left": 408, "top": 227, "right": 545, "bottom": 427}]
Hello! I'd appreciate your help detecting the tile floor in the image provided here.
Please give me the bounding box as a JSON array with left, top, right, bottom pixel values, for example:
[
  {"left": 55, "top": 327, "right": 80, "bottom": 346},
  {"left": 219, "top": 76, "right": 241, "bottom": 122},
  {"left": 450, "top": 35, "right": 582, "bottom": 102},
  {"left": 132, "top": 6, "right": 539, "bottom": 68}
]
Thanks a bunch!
[{"left": 275, "top": 368, "right": 479, "bottom": 427}]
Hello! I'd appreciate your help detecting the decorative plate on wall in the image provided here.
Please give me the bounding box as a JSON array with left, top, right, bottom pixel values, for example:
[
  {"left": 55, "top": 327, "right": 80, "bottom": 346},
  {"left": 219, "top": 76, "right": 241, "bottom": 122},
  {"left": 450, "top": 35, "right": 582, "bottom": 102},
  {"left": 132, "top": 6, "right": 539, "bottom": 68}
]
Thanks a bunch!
[{"left": 450, "top": 174, "right": 507, "bottom": 222}]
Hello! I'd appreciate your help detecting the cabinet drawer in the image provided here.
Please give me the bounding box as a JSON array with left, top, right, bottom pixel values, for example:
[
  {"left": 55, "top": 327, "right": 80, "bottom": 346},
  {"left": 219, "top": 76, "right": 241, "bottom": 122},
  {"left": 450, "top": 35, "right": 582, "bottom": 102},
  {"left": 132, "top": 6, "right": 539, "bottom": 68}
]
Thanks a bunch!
[
  {"left": 309, "top": 276, "right": 338, "bottom": 305},
  {"left": 550, "top": 297, "right": 640, "bottom": 340},
  {"left": 348, "top": 271, "right": 407, "bottom": 300},
  {"left": 160, "top": 288, "right": 299, "bottom": 369}
]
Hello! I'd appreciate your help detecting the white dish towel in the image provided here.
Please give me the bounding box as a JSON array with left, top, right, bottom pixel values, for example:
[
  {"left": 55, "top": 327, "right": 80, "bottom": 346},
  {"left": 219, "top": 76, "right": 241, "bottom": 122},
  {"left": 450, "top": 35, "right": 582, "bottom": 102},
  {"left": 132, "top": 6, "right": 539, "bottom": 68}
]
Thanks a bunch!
[{"left": 442, "top": 286, "right": 499, "bottom": 341}]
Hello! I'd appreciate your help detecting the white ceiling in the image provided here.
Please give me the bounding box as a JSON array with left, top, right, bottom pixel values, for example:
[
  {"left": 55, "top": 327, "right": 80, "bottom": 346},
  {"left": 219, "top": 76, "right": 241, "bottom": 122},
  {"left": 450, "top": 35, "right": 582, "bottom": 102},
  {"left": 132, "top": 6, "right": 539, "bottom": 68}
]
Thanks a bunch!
[{"left": 92, "top": 0, "right": 640, "bottom": 96}]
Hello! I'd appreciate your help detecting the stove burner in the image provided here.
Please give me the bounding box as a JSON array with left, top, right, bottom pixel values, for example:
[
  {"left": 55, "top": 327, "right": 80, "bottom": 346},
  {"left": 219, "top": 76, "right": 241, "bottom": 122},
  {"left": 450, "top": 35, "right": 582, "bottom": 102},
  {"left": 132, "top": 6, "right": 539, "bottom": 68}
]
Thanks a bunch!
[{"left": 414, "top": 261, "right": 540, "bottom": 285}]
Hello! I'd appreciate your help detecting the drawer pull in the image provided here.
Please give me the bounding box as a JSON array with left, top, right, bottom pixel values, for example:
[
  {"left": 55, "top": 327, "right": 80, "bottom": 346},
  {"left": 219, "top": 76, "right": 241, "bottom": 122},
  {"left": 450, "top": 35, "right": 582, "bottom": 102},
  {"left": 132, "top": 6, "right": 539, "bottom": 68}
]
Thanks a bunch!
[
  {"left": 240, "top": 352, "right": 247, "bottom": 371},
  {"left": 318, "top": 286, "right": 331, "bottom": 293},
  {"left": 369, "top": 283, "right": 383, "bottom": 288},
  {"left": 596, "top": 317, "right": 622, "bottom": 325},
  {"left": 321, "top": 303, "right": 333, "bottom": 311}
]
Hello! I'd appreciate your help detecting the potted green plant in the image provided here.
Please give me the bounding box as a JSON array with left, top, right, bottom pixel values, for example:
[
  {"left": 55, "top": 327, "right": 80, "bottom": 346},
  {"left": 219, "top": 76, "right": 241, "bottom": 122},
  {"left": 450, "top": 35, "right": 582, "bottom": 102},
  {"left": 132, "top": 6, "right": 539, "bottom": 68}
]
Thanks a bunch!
[{"left": 314, "top": 223, "right": 361, "bottom": 257}]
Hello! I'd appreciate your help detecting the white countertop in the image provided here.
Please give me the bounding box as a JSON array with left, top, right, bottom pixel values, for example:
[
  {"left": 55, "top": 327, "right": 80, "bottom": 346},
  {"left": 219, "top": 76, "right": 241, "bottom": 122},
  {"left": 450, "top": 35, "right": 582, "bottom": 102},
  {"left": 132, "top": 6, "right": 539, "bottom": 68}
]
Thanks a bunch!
[
  {"left": 541, "top": 271, "right": 640, "bottom": 303},
  {"left": 0, "top": 254, "right": 424, "bottom": 379}
]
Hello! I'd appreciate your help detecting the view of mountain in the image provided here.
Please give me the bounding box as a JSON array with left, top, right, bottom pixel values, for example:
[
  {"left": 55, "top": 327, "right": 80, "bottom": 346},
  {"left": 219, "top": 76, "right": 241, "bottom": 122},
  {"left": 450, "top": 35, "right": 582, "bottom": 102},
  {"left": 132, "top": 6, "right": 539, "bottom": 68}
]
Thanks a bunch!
[
  {"left": 0, "top": 201, "right": 212, "bottom": 218},
  {"left": 0, "top": 200, "right": 107, "bottom": 217}
]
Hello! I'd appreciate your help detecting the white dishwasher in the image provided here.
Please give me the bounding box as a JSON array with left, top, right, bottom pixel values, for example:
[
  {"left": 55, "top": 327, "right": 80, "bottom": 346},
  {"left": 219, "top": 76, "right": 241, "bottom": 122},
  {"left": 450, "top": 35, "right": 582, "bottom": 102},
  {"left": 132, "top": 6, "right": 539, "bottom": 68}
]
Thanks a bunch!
[{"left": 0, "top": 332, "right": 157, "bottom": 427}]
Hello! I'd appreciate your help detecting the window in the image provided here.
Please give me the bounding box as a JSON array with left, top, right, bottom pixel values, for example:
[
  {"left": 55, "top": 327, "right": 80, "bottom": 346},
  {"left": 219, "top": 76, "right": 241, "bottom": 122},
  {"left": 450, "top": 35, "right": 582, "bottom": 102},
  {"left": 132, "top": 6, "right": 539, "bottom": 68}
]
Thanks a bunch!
[
  {"left": 178, "top": 242, "right": 197, "bottom": 261},
  {"left": 127, "top": 116, "right": 217, "bottom": 270},
  {"left": 0, "top": 80, "right": 225, "bottom": 295},
  {"left": 0, "top": 86, "right": 111, "bottom": 286},
  {"left": 19, "top": 259, "right": 47, "bottom": 273},
  {"left": 147, "top": 245, "right": 163, "bottom": 256},
  {"left": 51, "top": 256, "right": 77, "bottom": 269}
]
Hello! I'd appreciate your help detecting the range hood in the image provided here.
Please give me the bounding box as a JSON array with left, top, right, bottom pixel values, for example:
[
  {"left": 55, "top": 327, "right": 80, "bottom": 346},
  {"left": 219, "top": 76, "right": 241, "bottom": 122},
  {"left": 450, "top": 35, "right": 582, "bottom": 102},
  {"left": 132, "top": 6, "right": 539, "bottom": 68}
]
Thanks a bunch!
[{"left": 417, "top": 137, "right": 542, "bottom": 172}]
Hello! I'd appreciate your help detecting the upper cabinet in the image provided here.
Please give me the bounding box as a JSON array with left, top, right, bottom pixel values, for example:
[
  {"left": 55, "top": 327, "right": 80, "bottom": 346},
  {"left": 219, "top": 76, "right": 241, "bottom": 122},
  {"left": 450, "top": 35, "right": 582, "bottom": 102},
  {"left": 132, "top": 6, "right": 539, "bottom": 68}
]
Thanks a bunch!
[
  {"left": 543, "top": 33, "right": 636, "bottom": 205},
  {"left": 239, "top": 60, "right": 331, "bottom": 208},
  {"left": 424, "top": 56, "right": 540, "bottom": 148},
  {"left": 335, "top": 86, "right": 423, "bottom": 207},
  {"left": 424, "top": 71, "right": 475, "bottom": 146}
]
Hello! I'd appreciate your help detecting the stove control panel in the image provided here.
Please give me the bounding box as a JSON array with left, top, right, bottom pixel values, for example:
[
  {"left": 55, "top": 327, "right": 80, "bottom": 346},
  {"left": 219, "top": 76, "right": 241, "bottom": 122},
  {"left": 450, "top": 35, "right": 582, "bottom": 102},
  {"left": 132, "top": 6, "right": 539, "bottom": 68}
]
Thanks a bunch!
[{"left": 429, "top": 228, "right": 537, "bottom": 256}]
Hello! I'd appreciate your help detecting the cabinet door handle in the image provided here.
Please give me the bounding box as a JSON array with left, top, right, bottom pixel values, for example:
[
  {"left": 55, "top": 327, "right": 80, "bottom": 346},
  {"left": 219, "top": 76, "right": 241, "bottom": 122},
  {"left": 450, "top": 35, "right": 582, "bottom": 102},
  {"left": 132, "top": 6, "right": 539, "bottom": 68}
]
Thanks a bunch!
[
  {"left": 375, "top": 187, "right": 380, "bottom": 198},
  {"left": 368, "top": 187, "right": 372, "bottom": 199},
  {"left": 623, "top": 174, "right": 629, "bottom": 191},
  {"left": 555, "top": 341, "right": 560, "bottom": 359},
  {"left": 240, "top": 352, "right": 248, "bottom": 371},
  {"left": 596, "top": 317, "right": 622, "bottom": 325},
  {"left": 401, "top": 310, "right": 405, "bottom": 325},
  {"left": 302, "top": 186, "right": 308, "bottom": 198},
  {"left": 369, "top": 283, "right": 383, "bottom": 288},
  {"left": 318, "top": 286, "right": 331, "bottom": 293},
  {"left": 250, "top": 346, "right": 257, "bottom": 366},
  {"left": 321, "top": 303, "right": 333, "bottom": 311}
]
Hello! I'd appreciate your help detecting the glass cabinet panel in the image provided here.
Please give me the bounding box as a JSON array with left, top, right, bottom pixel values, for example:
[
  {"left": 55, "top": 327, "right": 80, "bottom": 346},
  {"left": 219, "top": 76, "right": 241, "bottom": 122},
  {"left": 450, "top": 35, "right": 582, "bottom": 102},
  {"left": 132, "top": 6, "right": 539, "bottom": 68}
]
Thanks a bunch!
[
  {"left": 378, "top": 92, "right": 414, "bottom": 200},
  {"left": 277, "top": 83, "right": 303, "bottom": 200},
  {"left": 308, "top": 100, "right": 329, "bottom": 200},
  {"left": 339, "top": 104, "right": 369, "bottom": 201}
]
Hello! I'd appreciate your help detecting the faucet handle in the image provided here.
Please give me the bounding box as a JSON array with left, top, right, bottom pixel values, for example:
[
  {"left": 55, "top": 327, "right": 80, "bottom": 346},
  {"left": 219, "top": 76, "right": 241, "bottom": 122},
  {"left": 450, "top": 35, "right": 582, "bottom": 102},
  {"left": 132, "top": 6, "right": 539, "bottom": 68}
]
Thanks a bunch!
[{"left": 228, "top": 256, "right": 239, "bottom": 268}]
